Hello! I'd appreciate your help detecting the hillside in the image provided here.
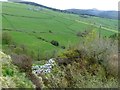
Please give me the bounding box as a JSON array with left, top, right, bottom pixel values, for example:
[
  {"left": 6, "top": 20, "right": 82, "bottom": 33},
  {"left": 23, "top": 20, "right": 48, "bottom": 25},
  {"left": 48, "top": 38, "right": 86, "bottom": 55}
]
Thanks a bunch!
[
  {"left": 1, "top": 1, "right": 119, "bottom": 89},
  {"left": 2, "top": 1, "right": 118, "bottom": 59}
]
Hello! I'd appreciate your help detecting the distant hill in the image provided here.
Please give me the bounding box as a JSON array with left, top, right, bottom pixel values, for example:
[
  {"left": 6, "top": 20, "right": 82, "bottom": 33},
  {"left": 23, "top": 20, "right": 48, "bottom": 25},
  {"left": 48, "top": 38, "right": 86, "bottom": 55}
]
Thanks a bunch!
[
  {"left": 66, "top": 9, "right": 118, "bottom": 19},
  {"left": 15, "top": 1, "right": 67, "bottom": 13},
  {"left": 8, "top": 0, "right": 23, "bottom": 2}
]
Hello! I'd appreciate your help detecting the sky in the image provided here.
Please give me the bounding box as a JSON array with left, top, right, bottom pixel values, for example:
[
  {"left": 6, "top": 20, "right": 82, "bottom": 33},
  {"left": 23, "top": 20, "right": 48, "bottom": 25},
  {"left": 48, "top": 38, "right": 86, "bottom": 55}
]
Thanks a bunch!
[
  {"left": 1, "top": 0, "right": 120, "bottom": 11},
  {"left": 26, "top": 0, "right": 119, "bottom": 11}
]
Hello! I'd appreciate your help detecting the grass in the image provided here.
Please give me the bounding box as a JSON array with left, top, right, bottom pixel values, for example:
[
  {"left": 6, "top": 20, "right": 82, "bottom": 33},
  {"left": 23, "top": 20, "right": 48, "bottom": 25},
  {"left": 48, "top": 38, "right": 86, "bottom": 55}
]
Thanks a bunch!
[
  {"left": 79, "top": 15, "right": 118, "bottom": 30},
  {"left": 2, "top": 2, "right": 118, "bottom": 60}
]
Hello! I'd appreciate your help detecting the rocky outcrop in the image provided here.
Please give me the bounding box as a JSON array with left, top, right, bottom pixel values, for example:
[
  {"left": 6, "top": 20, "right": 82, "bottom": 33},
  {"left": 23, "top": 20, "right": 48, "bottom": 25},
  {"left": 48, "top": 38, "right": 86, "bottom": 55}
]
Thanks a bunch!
[{"left": 32, "top": 58, "right": 55, "bottom": 75}]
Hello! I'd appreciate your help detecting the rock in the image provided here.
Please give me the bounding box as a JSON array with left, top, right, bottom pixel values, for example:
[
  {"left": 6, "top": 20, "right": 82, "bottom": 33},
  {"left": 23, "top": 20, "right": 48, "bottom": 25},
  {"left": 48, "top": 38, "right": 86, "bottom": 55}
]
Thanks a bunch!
[
  {"left": 0, "top": 51, "right": 11, "bottom": 63},
  {"left": 0, "top": 77, "right": 16, "bottom": 88},
  {"left": 1, "top": 51, "right": 35, "bottom": 88}
]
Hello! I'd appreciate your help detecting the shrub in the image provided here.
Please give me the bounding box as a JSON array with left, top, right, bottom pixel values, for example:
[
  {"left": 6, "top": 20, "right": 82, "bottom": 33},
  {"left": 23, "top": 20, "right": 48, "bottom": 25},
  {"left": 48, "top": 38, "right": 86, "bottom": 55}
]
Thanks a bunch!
[
  {"left": 11, "top": 54, "right": 44, "bottom": 88},
  {"left": 12, "top": 45, "right": 28, "bottom": 55},
  {"left": 76, "top": 30, "right": 89, "bottom": 37},
  {"left": 106, "top": 53, "right": 118, "bottom": 77},
  {"left": 61, "top": 46, "right": 65, "bottom": 49},
  {"left": 2, "top": 32, "right": 12, "bottom": 45},
  {"left": 30, "top": 50, "right": 36, "bottom": 59},
  {"left": 109, "top": 33, "right": 118, "bottom": 39},
  {"left": 46, "top": 56, "right": 118, "bottom": 88},
  {"left": 76, "top": 31, "right": 118, "bottom": 78},
  {"left": 76, "top": 31, "right": 83, "bottom": 37},
  {"left": 37, "top": 37, "right": 42, "bottom": 40},
  {"left": 51, "top": 40, "right": 59, "bottom": 46},
  {"left": 32, "top": 31, "right": 36, "bottom": 33},
  {"left": 11, "top": 54, "right": 32, "bottom": 73},
  {"left": 13, "top": 47, "right": 23, "bottom": 55},
  {"left": 2, "top": 67, "right": 14, "bottom": 77},
  {"left": 20, "top": 44, "right": 28, "bottom": 54},
  {"left": 49, "top": 30, "right": 52, "bottom": 33}
]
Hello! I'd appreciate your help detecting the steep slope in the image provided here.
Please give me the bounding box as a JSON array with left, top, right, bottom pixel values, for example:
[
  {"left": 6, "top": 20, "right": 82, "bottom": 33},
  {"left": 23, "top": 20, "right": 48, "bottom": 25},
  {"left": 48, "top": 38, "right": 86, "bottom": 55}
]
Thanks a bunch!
[{"left": 1, "top": 1, "right": 118, "bottom": 88}]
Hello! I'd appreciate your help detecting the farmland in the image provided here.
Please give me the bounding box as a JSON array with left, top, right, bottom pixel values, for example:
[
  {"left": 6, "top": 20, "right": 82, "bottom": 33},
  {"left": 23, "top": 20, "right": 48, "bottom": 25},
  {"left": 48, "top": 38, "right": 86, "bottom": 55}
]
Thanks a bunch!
[{"left": 2, "top": 2, "right": 118, "bottom": 60}]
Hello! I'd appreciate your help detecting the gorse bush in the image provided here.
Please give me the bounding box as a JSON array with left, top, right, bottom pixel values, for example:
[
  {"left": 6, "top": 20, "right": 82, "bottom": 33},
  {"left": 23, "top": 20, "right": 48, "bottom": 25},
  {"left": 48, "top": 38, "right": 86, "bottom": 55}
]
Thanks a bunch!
[{"left": 83, "top": 29, "right": 97, "bottom": 45}]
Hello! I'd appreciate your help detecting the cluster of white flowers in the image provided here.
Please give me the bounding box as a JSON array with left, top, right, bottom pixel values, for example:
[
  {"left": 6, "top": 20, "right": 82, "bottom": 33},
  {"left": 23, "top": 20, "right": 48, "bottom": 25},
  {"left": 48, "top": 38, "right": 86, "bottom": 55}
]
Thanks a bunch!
[{"left": 32, "top": 58, "right": 55, "bottom": 75}]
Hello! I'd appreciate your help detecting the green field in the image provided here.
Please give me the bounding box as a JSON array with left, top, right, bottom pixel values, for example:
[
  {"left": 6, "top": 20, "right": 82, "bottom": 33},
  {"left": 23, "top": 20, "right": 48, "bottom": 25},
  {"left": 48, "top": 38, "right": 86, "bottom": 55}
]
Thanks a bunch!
[{"left": 2, "top": 2, "right": 118, "bottom": 60}]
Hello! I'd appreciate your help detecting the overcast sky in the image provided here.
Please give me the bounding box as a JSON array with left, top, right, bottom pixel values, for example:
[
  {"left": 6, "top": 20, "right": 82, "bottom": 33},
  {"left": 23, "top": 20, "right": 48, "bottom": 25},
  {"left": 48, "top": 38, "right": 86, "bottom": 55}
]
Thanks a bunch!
[{"left": 1, "top": 0, "right": 120, "bottom": 10}]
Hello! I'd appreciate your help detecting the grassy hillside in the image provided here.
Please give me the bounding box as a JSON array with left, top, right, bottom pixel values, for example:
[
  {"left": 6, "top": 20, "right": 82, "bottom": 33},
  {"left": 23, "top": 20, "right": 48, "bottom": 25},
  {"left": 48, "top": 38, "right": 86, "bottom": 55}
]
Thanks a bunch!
[
  {"left": 1, "top": 2, "right": 119, "bottom": 88},
  {"left": 2, "top": 2, "right": 118, "bottom": 60}
]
